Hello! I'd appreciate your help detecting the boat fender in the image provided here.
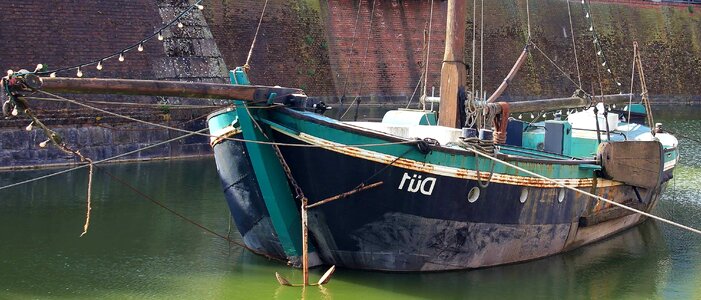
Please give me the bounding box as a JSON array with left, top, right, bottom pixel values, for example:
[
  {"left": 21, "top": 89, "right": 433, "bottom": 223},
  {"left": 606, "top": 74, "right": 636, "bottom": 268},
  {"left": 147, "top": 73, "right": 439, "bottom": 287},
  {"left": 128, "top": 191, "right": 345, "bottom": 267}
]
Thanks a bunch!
[
  {"left": 416, "top": 138, "right": 440, "bottom": 154},
  {"left": 313, "top": 101, "right": 328, "bottom": 114},
  {"left": 1, "top": 100, "right": 11, "bottom": 117}
]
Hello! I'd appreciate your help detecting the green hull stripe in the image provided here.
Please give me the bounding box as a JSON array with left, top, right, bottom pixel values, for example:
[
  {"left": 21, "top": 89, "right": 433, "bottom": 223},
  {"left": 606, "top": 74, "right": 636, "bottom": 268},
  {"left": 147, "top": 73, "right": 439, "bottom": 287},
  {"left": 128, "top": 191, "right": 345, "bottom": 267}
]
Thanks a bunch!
[
  {"left": 269, "top": 110, "right": 596, "bottom": 180},
  {"left": 230, "top": 68, "right": 304, "bottom": 258}
]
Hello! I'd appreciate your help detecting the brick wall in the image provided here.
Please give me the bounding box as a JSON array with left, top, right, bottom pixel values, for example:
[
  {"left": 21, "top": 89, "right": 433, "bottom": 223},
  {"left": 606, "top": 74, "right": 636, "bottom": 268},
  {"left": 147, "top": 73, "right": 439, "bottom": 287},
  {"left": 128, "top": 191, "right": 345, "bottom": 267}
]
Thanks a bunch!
[
  {"left": 203, "top": 0, "right": 336, "bottom": 95},
  {"left": 0, "top": 0, "right": 226, "bottom": 168},
  {"left": 324, "top": 0, "right": 446, "bottom": 100}
]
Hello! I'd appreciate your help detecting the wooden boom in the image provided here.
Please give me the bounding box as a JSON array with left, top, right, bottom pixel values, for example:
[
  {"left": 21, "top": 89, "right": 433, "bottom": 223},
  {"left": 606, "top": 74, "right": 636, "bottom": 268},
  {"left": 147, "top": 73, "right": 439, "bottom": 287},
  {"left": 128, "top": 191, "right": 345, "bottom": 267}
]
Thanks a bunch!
[
  {"left": 500, "top": 94, "right": 635, "bottom": 113},
  {"left": 10, "top": 76, "right": 304, "bottom": 102}
]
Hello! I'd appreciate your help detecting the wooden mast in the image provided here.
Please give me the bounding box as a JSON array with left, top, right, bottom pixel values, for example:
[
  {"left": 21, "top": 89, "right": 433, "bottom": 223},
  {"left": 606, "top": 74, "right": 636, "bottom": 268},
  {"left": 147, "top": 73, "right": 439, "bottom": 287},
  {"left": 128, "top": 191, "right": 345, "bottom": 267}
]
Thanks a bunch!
[{"left": 438, "top": 0, "right": 467, "bottom": 128}]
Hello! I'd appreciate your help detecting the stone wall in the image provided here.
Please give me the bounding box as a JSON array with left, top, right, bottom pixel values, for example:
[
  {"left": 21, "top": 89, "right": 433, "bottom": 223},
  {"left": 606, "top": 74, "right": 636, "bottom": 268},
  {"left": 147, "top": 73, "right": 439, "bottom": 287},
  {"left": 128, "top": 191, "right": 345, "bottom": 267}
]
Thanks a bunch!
[
  {"left": 0, "top": 0, "right": 228, "bottom": 169},
  {"left": 205, "top": 0, "right": 701, "bottom": 101},
  {"left": 1, "top": 0, "right": 700, "bottom": 168}
]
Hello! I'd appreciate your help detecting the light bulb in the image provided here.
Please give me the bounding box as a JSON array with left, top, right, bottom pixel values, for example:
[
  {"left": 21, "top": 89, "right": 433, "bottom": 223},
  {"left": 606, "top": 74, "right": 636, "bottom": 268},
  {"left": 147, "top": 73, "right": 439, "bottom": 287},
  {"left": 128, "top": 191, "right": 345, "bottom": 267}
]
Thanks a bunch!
[
  {"left": 543, "top": 113, "right": 547, "bottom": 117},
  {"left": 602, "top": 61, "right": 606, "bottom": 67},
  {"left": 39, "top": 140, "right": 49, "bottom": 148},
  {"left": 119, "top": 53, "right": 125, "bottom": 62},
  {"left": 518, "top": 114, "right": 522, "bottom": 119},
  {"left": 76, "top": 68, "right": 83, "bottom": 77},
  {"left": 607, "top": 68, "right": 611, "bottom": 73},
  {"left": 196, "top": 4, "right": 204, "bottom": 10},
  {"left": 177, "top": 22, "right": 184, "bottom": 28},
  {"left": 25, "top": 122, "right": 34, "bottom": 131},
  {"left": 616, "top": 82, "right": 622, "bottom": 86},
  {"left": 96, "top": 61, "right": 103, "bottom": 70},
  {"left": 613, "top": 104, "right": 617, "bottom": 108},
  {"left": 589, "top": 26, "right": 593, "bottom": 31},
  {"left": 597, "top": 50, "right": 602, "bottom": 56},
  {"left": 158, "top": 32, "right": 164, "bottom": 41},
  {"left": 530, "top": 113, "right": 534, "bottom": 118},
  {"left": 6, "top": 69, "right": 13, "bottom": 76},
  {"left": 586, "top": 12, "right": 589, "bottom": 18},
  {"left": 49, "top": 72, "right": 56, "bottom": 78},
  {"left": 581, "top": 0, "right": 585, "bottom": 3},
  {"left": 138, "top": 43, "right": 144, "bottom": 52},
  {"left": 11, "top": 107, "right": 18, "bottom": 116},
  {"left": 593, "top": 38, "right": 598, "bottom": 44},
  {"left": 35, "top": 64, "right": 44, "bottom": 72}
]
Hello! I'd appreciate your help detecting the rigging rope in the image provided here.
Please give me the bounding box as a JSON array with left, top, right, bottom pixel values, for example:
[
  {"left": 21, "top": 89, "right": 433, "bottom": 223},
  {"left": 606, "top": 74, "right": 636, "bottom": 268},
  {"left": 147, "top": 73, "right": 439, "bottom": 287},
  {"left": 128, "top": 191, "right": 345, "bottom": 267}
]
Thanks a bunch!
[
  {"left": 479, "top": 0, "right": 484, "bottom": 99},
  {"left": 567, "top": 0, "right": 583, "bottom": 88},
  {"left": 526, "top": 0, "right": 531, "bottom": 39},
  {"left": 471, "top": 0, "right": 477, "bottom": 99},
  {"left": 339, "top": 0, "right": 364, "bottom": 97},
  {"left": 339, "top": 0, "right": 378, "bottom": 121},
  {"left": 582, "top": 0, "right": 622, "bottom": 93},
  {"left": 98, "top": 168, "right": 286, "bottom": 262},
  {"left": 421, "top": 0, "right": 435, "bottom": 111},
  {"left": 245, "top": 0, "right": 270, "bottom": 68},
  {"left": 0, "top": 128, "right": 209, "bottom": 192},
  {"left": 628, "top": 42, "right": 637, "bottom": 128},
  {"left": 405, "top": 72, "right": 425, "bottom": 109},
  {"left": 531, "top": 43, "right": 583, "bottom": 91},
  {"left": 465, "top": 147, "right": 701, "bottom": 236},
  {"left": 27, "top": 91, "right": 417, "bottom": 149}
]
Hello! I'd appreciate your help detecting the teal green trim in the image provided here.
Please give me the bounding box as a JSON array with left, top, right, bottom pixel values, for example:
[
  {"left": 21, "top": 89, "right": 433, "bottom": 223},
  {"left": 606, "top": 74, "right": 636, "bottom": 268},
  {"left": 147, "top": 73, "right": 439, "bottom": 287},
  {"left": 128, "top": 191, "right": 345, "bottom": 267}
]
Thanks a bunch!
[
  {"left": 268, "top": 110, "right": 597, "bottom": 180},
  {"left": 258, "top": 118, "right": 300, "bottom": 136},
  {"left": 625, "top": 103, "right": 646, "bottom": 114},
  {"left": 230, "top": 67, "right": 305, "bottom": 258},
  {"left": 207, "top": 110, "right": 237, "bottom": 132},
  {"left": 420, "top": 112, "right": 437, "bottom": 125},
  {"left": 579, "top": 164, "right": 601, "bottom": 170}
]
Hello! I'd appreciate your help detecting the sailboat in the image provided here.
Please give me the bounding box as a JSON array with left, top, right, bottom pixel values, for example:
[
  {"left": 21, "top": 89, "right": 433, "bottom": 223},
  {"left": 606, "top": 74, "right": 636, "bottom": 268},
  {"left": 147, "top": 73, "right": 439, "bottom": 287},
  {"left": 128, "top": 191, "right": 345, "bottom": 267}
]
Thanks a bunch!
[
  {"left": 2, "top": 0, "right": 679, "bottom": 272},
  {"left": 204, "top": 1, "right": 678, "bottom": 271}
]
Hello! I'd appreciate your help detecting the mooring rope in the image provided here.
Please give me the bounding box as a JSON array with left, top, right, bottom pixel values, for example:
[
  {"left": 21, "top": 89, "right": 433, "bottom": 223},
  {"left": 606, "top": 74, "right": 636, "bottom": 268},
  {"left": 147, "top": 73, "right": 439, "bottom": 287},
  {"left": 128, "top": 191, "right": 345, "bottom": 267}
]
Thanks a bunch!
[
  {"left": 465, "top": 147, "right": 701, "bottom": 235},
  {"left": 0, "top": 128, "right": 208, "bottom": 192},
  {"left": 98, "top": 168, "right": 286, "bottom": 263}
]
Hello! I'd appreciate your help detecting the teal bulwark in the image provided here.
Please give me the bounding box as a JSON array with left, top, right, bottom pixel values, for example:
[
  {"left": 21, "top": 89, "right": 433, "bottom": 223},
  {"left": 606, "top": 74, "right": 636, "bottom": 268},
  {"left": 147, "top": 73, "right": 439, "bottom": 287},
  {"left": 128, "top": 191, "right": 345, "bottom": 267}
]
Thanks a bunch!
[
  {"left": 229, "top": 67, "right": 305, "bottom": 258},
  {"left": 269, "top": 110, "right": 599, "bottom": 180}
]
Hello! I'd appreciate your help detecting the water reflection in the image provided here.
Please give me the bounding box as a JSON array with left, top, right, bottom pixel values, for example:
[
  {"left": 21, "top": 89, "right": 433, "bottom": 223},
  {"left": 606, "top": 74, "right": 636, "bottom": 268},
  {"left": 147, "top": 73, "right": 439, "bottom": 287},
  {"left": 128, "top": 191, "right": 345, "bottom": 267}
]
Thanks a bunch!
[{"left": 0, "top": 106, "right": 699, "bottom": 299}]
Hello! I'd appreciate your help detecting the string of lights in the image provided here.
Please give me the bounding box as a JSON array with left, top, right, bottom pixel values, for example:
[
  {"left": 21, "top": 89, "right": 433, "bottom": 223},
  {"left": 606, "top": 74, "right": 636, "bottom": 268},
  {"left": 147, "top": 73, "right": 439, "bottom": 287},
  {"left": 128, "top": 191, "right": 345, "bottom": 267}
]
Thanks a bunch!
[
  {"left": 6, "top": 0, "right": 204, "bottom": 79},
  {"left": 581, "top": 0, "right": 623, "bottom": 93}
]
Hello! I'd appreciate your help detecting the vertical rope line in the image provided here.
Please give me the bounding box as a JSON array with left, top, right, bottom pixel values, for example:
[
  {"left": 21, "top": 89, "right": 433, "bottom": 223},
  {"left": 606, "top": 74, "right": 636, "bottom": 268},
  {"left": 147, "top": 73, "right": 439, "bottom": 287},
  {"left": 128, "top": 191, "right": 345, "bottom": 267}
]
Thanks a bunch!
[
  {"left": 405, "top": 72, "right": 425, "bottom": 109},
  {"left": 340, "top": 0, "right": 364, "bottom": 96},
  {"left": 471, "top": 0, "right": 477, "bottom": 98},
  {"left": 526, "top": 0, "right": 531, "bottom": 38},
  {"left": 479, "top": 0, "right": 484, "bottom": 99},
  {"left": 421, "top": 0, "right": 435, "bottom": 111},
  {"left": 79, "top": 162, "right": 94, "bottom": 237},
  {"left": 567, "top": 0, "right": 582, "bottom": 88},
  {"left": 245, "top": 0, "right": 270, "bottom": 67},
  {"left": 628, "top": 42, "right": 637, "bottom": 133},
  {"left": 341, "top": 0, "right": 378, "bottom": 120}
]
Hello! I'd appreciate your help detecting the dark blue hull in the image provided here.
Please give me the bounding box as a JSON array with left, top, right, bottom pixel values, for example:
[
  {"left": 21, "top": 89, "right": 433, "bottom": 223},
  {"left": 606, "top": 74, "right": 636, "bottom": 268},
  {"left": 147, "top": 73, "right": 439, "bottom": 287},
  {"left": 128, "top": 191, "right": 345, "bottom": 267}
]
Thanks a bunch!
[
  {"left": 271, "top": 130, "right": 666, "bottom": 271},
  {"left": 209, "top": 120, "right": 287, "bottom": 261}
]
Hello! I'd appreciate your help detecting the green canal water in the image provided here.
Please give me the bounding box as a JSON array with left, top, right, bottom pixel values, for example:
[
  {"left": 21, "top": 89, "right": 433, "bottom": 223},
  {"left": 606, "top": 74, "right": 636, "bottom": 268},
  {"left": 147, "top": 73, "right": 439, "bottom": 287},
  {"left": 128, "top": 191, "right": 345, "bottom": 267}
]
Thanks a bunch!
[{"left": 1, "top": 107, "right": 700, "bottom": 299}]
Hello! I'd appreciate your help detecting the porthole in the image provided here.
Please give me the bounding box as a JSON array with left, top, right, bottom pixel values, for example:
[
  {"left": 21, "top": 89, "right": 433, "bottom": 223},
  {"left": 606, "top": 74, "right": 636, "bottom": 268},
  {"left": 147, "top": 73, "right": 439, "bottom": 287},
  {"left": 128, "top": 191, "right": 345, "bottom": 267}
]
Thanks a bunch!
[
  {"left": 558, "top": 188, "right": 566, "bottom": 203},
  {"left": 520, "top": 188, "right": 528, "bottom": 203},
  {"left": 467, "top": 187, "right": 480, "bottom": 203}
]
